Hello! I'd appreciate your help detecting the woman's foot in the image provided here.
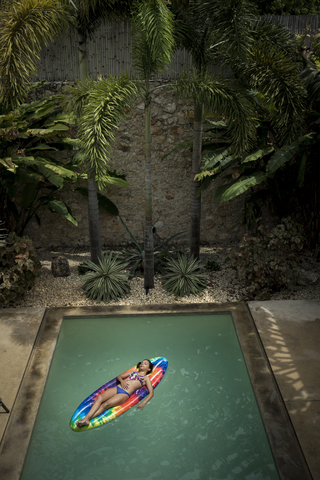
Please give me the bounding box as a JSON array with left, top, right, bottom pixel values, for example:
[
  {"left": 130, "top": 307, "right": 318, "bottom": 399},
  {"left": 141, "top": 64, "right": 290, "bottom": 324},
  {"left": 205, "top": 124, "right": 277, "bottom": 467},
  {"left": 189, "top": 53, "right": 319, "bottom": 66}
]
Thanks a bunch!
[{"left": 76, "top": 418, "right": 90, "bottom": 427}]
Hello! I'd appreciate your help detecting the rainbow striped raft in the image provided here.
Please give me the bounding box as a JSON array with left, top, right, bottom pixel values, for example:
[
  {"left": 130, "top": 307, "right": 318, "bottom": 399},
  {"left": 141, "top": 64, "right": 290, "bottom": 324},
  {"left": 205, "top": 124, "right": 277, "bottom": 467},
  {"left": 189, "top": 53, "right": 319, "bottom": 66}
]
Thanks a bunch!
[{"left": 70, "top": 356, "right": 168, "bottom": 431}]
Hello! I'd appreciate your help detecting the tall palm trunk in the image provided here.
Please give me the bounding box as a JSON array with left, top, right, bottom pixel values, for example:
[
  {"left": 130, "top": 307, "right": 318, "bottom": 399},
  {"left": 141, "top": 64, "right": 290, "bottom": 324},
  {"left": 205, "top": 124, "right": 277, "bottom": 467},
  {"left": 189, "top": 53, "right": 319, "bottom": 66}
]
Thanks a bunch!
[
  {"left": 144, "top": 89, "right": 154, "bottom": 291},
  {"left": 78, "top": 33, "right": 102, "bottom": 264},
  {"left": 190, "top": 101, "right": 203, "bottom": 259}
]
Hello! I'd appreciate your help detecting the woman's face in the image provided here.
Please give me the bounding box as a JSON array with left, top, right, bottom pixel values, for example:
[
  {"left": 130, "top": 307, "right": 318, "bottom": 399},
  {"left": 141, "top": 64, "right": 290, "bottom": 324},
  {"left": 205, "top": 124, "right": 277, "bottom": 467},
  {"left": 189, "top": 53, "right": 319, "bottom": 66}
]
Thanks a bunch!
[{"left": 139, "top": 359, "right": 151, "bottom": 372}]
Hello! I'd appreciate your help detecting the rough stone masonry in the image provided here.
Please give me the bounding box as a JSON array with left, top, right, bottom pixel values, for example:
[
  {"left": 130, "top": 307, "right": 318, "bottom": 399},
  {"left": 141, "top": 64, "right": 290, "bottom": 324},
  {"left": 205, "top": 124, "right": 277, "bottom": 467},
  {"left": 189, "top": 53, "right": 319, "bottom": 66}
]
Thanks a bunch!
[{"left": 25, "top": 82, "right": 264, "bottom": 249}]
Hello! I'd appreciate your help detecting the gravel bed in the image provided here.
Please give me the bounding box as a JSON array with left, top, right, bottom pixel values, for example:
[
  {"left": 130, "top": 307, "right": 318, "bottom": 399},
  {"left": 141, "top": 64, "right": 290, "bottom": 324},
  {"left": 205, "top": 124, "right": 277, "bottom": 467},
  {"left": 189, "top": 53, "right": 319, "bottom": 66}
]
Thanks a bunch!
[{"left": 9, "top": 245, "right": 320, "bottom": 308}]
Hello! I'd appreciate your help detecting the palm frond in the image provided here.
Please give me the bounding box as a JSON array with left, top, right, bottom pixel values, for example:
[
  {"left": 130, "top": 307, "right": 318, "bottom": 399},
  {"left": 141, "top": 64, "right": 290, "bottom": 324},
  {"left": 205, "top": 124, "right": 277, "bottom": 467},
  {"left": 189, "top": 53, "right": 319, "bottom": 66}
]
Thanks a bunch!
[
  {"left": 195, "top": 0, "right": 257, "bottom": 62},
  {"left": 75, "top": 0, "right": 133, "bottom": 39},
  {"left": 131, "top": 0, "right": 175, "bottom": 80},
  {"left": 65, "top": 74, "right": 138, "bottom": 189},
  {"left": 234, "top": 42, "right": 307, "bottom": 146},
  {"left": 251, "top": 17, "right": 297, "bottom": 58},
  {"left": 0, "top": 0, "right": 72, "bottom": 108},
  {"left": 175, "top": 70, "right": 256, "bottom": 156}
]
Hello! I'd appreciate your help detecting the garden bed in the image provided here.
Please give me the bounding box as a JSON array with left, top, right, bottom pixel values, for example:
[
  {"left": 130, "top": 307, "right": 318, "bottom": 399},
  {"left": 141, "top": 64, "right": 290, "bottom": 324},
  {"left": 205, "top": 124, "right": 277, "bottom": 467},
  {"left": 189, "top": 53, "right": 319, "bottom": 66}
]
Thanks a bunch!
[{"left": 7, "top": 245, "right": 320, "bottom": 308}]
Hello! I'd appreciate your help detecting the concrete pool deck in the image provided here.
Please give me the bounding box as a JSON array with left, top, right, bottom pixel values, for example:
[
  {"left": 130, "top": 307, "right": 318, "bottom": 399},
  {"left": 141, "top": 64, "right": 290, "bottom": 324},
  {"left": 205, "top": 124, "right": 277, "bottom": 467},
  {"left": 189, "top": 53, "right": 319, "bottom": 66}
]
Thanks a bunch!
[{"left": 0, "top": 301, "right": 319, "bottom": 479}]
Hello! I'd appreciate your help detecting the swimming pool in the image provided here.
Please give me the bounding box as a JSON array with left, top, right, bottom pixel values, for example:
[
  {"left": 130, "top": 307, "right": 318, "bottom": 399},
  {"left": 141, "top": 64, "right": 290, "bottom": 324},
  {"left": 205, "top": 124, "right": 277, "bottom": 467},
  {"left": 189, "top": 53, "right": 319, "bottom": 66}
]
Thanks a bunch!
[{"left": 0, "top": 304, "right": 311, "bottom": 480}]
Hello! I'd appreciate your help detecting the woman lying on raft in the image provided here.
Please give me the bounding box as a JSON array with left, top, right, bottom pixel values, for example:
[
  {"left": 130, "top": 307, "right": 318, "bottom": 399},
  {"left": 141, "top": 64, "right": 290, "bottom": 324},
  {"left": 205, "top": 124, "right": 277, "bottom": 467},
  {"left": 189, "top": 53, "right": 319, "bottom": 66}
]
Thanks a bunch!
[{"left": 76, "top": 359, "right": 154, "bottom": 427}]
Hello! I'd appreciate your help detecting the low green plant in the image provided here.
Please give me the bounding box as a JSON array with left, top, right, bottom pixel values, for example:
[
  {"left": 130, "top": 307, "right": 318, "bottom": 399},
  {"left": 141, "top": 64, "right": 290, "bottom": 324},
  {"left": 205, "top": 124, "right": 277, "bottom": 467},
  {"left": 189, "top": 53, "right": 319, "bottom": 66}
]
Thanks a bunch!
[
  {"left": 119, "top": 217, "right": 185, "bottom": 278},
  {"left": 78, "top": 262, "right": 92, "bottom": 275},
  {"left": 81, "top": 252, "right": 130, "bottom": 303},
  {"left": 162, "top": 253, "right": 208, "bottom": 297},
  {"left": 227, "top": 218, "right": 305, "bottom": 294},
  {"left": 0, "top": 232, "right": 41, "bottom": 304}
]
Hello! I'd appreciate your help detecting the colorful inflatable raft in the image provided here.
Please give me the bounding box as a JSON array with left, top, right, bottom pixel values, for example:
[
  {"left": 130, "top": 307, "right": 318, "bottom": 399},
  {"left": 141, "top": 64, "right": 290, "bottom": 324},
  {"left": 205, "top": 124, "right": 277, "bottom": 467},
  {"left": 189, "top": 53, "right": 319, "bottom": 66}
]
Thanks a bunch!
[{"left": 70, "top": 356, "right": 168, "bottom": 431}]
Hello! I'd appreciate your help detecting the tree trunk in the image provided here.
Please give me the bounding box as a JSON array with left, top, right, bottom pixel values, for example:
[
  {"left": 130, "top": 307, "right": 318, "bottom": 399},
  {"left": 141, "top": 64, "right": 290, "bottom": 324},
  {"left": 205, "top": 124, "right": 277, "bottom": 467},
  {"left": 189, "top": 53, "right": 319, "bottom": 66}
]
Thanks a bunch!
[
  {"left": 88, "top": 178, "right": 102, "bottom": 264},
  {"left": 190, "top": 101, "right": 203, "bottom": 259},
  {"left": 78, "top": 33, "right": 102, "bottom": 263},
  {"left": 144, "top": 90, "right": 154, "bottom": 291}
]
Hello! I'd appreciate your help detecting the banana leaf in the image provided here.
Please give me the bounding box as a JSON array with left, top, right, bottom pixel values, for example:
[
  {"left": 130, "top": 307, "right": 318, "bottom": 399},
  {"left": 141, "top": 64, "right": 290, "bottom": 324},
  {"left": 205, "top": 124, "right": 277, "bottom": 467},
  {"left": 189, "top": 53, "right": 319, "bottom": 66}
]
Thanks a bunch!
[
  {"left": 214, "top": 172, "right": 268, "bottom": 203},
  {"left": 47, "top": 198, "right": 78, "bottom": 226},
  {"left": 75, "top": 187, "right": 119, "bottom": 216}
]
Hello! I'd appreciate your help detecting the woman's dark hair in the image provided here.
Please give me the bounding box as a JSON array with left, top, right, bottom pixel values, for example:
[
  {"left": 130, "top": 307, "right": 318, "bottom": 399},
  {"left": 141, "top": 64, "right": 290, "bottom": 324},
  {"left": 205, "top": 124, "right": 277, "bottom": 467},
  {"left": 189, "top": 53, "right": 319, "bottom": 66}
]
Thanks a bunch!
[{"left": 137, "top": 359, "right": 153, "bottom": 374}]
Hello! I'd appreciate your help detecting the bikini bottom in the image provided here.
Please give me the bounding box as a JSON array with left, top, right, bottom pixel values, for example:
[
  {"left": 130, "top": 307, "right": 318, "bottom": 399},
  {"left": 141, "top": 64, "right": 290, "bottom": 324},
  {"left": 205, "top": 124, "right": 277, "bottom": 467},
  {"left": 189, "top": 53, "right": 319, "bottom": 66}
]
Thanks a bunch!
[{"left": 117, "top": 385, "right": 130, "bottom": 397}]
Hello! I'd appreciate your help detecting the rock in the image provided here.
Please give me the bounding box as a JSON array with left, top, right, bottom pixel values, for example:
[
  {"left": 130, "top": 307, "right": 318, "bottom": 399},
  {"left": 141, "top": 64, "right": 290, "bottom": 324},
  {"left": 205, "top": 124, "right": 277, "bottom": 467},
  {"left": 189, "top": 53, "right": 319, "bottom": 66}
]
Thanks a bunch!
[
  {"left": 51, "top": 256, "right": 70, "bottom": 277},
  {"left": 163, "top": 103, "right": 176, "bottom": 113},
  {"left": 297, "top": 269, "right": 319, "bottom": 286}
]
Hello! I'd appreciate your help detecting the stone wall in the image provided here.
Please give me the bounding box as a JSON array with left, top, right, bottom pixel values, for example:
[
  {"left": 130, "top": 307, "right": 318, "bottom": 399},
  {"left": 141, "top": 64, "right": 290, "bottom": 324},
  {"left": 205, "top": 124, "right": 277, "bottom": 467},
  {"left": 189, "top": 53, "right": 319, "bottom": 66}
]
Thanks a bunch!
[{"left": 24, "top": 82, "right": 262, "bottom": 249}]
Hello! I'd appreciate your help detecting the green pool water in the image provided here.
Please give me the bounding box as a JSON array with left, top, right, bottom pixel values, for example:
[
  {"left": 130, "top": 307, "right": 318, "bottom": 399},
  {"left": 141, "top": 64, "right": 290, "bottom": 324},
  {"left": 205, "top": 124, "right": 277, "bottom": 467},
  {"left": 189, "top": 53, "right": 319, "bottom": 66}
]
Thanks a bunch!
[{"left": 20, "top": 314, "right": 279, "bottom": 480}]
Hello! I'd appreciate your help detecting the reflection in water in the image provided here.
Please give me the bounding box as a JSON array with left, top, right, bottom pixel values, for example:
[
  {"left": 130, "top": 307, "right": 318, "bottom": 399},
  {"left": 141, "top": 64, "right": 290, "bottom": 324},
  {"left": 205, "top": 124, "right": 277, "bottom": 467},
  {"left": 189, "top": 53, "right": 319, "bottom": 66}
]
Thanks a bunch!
[{"left": 21, "top": 315, "right": 279, "bottom": 480}]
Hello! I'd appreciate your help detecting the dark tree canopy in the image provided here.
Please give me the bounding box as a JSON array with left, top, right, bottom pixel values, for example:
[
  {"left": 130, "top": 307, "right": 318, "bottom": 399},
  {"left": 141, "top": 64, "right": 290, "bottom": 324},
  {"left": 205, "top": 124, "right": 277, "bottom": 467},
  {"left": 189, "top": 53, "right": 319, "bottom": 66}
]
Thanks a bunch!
[{"left": 252, "top": 0, "right": 320, "bottom": 15}]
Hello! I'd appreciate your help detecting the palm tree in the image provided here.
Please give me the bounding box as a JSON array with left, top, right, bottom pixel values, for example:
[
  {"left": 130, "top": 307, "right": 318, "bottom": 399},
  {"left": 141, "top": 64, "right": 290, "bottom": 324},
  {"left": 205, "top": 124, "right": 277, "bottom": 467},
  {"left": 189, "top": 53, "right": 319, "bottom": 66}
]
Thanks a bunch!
[
  {"left": 131, "top": 0, "right": 175, "bottom": 292},
  {"left": 71, "top": 1, "right": 133, "bottom": 264},
  {"left": 64, "top": 75, "right": 138, "bottom": 193},
  {"left": 0, "top": 0, "right": 72, "bottom": 109},
  {"left": 0, "top": 0, "right": 135, "bottom": 264},
  {"left": 172, "top": 0, "right": 306, "bottom": 258}
]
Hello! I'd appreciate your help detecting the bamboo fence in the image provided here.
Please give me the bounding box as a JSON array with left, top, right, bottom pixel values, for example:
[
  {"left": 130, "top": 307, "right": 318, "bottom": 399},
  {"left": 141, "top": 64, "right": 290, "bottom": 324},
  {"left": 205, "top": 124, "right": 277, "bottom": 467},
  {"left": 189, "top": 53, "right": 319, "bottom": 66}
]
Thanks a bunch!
[{"left": 34, "top": 15, "right": 320, "bottom": 82}]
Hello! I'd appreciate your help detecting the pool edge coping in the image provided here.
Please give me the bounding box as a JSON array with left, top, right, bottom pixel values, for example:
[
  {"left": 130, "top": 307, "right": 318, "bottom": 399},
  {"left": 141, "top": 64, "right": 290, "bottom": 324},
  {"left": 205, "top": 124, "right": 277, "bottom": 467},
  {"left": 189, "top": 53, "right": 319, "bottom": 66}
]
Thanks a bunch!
[{"left": 0, "top": 303, "right": 313, "bottom": 480}]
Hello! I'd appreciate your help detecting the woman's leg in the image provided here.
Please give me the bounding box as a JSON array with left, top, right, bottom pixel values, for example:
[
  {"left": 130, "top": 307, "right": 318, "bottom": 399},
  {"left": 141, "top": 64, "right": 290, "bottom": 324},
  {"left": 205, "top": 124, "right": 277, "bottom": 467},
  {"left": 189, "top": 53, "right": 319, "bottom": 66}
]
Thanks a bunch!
[
  {"left": 76, "top": 388, "right": 129, "bottom": 427},
  {"left": 76, "top": 387, "right": 118, "bottom": 427},
  {"left": 91, "top": 394, "right": 128, "bottom": 419}
]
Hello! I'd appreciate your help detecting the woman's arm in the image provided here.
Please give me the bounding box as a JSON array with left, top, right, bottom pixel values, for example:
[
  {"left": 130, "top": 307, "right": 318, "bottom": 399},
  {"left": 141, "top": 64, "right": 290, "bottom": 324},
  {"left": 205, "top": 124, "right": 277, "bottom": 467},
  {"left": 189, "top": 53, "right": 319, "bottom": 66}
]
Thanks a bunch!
[
  {"left": 116, "top": 371, "right": 131, "bottom": 390},
  {"left": 137, "top": 377, "right": 154, "bottom": 409}
]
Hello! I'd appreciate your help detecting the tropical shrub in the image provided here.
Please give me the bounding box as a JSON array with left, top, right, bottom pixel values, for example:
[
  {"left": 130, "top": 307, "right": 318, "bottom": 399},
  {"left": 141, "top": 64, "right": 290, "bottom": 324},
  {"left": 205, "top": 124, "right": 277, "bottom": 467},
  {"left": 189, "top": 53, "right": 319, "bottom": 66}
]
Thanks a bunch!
[
  {"left": 0, "top": 92, "right": 80, "bottom": 235},
  {"left": 119, "top": 217, "right": 185, "bottom": 278},
  {"left": 0, "top": 232, "right": 41, "bottom": 304},
  {"left": 227, "top": 218, "right": 305, "bottom": 294},
  {"left": 162, "top": 253, "right": 208, "bottom": 297},
  {"left": 81, "top": 252, "right": 130, "bottom": 303}
]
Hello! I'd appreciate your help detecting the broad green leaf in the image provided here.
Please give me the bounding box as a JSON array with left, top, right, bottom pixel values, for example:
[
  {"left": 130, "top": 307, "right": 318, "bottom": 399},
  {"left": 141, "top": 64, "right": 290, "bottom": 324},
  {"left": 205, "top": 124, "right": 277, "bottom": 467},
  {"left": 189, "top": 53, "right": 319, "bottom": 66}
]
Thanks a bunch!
[
  {"left": 266, "top": 143, "right": 300, "bottom": 174},
  {"left": 37, "top": 165, "right": 64, "bottom": 188},
  {"left": 29, "top": 123, "right": 70, "bottom": 136},
  {"left": 97, "top": 193, "right": 119, "bottom": 216},
  {"left": 14, "top": 168, "right": 44, "bottom": 184},
  {"left": 26, "top": 144, "right": 58, "bottom": 152},
  {"left": 0, "top": 158, "right": 16, "bottom": 172},
  {"left": 75, "top": 187, "right": 119, "bottom": 216},
  {"left": 32, "top": 103, "right": 56, "bottom": 119},
  {"left": 266, "top": 133, "right": 316, "bottom": 175},
  {"left": 195, "top": 175, "right": 215, "bottom": 198},
  {"left": 36, "top": 160, "right": 77, "bottom": 187},
  {"left": 241, "top": 146, "right": 275, "bottom": 164},
  {"left": 105, "top": 176, "right": 130, "bottom": 188},
  {"left": 61, "top": 138, "right": 80, "bottom": 147},
  {"left": 51, "top": 112, "right": 77, "bottom": 124},
  {"left": 11, "top": 155, "right": 36, "bottom": 165},
  {"left": 203, "top": 120, "right": 227, "bottom": 129},
  {"left": 202, "top": 142, "right": 229, "bottom": 153},
  {"left": 47, "top": 199, "right": 78, "bottom": 226},
  {"left": 203, "top": 149, "right": 231, "bottom": 170},
  {"left": 216, "top": 172, "right": 268, "bottom": 203}
]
